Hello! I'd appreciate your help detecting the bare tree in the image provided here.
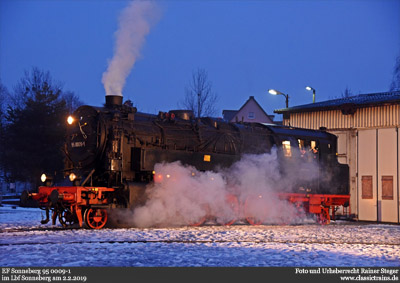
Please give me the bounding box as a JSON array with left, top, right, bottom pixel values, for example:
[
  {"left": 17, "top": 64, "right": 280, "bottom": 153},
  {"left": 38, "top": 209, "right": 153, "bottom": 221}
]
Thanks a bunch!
[
  {"left": 341, "top": 86, "right": 353, "bottom": 98},
  {"left": 390, "top": 55, "right": 400, "bottom": 91},
  {"left": 0, "top": 78, "right": 8, "bottom": 121},
  {"left": 181, "top": 68, "right": 218, "bottom": 118},
  {"left": 62, "top": 91, "right": 83, "bottom": 113}
]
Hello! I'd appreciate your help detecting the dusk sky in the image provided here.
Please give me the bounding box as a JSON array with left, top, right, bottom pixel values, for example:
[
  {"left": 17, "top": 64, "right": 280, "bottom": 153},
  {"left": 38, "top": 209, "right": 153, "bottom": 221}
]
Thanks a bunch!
[{"left": 1, "top": 0, "right": 399, "bottom": 120}]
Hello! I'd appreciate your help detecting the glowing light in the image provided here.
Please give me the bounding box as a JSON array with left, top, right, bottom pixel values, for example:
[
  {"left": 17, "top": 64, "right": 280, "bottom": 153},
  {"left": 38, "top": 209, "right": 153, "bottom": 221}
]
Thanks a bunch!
[
  {"left": 282, "top": 140, "right": 292, "bottom": 157},
  {"left": 166, "top": 174, "right": 171, "bottom": 178},
  {"left": 268, "top": 89, "right": 278, "bottom": 95},
  {"left": 154, "top": 174, "right": 163, "bottom": 183},
  {"left": 67, "top": 116, "right": 74, "bottom": 125},
  {"left": 306, "top": 86, "right": 312, "bottom": 91},
  {"left": 69, "top": 173, "right": 77, "bottom": 182},
  {"left": 40, "top": 174, "right": 47, "bottom": 183}
]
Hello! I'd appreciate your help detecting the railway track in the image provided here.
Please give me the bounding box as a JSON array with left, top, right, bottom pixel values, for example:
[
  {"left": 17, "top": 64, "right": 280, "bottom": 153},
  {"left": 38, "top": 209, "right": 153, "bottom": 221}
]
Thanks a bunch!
[
  {"left": 2, "top": 239, "right": 400, "bottom": 247},
  {"left": 1, "top": 228, "right": 399, "bottom": 247}
]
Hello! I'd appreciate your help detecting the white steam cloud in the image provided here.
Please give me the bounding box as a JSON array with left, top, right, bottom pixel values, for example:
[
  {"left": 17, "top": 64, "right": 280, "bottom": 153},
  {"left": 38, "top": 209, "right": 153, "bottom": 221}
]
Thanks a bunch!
[
  {"left": 111, "top": 149, "right": 321, "bottom": 228},
  {"left": 102, "top": 0, "right": 161, "bottom": 96}
]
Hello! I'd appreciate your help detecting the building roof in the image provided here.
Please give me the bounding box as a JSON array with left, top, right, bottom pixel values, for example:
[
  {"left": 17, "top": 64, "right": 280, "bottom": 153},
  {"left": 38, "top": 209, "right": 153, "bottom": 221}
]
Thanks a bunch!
[
  {"left": 237, "top": 96, "right": 272, "bottom": 120},
  {"left": 223, "top": 96, "right": 275, "bottom": 123},
  {"left": 222, "top": 110, "right": 238, "bottom": 122},
  {"left": 274, "top": 91, "right": 400, "bottom": 114}
]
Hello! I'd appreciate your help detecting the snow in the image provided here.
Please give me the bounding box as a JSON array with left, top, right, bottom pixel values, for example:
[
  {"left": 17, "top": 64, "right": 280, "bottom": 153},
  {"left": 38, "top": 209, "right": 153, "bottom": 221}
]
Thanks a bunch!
[{"left": 0, "top": 205, "right": 399, "bottom": 267}]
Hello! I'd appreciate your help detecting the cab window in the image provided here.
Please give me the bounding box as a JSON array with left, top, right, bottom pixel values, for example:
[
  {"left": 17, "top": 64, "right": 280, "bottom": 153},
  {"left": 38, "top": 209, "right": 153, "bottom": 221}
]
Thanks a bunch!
[
  {"left": 298, "top": 139, "right": 306, "bottom": 157},
  {"left": 282, "top": 140, "right": 292, "bottom": 157},
  {"left": 311, "top": 141, "right": 318, "bottom": 154}
]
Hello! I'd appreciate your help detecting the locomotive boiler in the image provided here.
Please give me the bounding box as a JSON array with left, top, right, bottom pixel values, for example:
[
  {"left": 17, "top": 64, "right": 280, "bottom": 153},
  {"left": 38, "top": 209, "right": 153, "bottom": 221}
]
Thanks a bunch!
[{"left": 26, "top": 95, "right": 350, "bottom": 229}]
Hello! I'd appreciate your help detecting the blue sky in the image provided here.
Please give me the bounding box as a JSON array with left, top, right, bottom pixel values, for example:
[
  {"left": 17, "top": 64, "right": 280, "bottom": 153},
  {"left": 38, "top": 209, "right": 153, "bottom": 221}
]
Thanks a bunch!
[{"left": 1, "top": 0, "right": 399, "bottom": 119}]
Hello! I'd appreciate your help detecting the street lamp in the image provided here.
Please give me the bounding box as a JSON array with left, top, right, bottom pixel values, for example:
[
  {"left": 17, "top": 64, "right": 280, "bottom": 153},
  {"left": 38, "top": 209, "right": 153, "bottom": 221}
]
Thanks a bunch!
[
  {"left": 269, "top": 89, "right": 289, "bottom": 108},
  {"left": 305, "top": 86, "right": 316, "bottom": 103}
]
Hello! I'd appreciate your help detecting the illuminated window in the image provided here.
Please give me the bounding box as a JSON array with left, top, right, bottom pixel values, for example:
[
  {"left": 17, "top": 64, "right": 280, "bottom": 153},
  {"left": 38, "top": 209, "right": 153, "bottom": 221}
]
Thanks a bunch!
[
  {"left": 282, "top": 141, "right": 292, "bottom": 157},
  {"left": 311, "top": 141, "right": 317, "bottom": 150},
  {"left": 310, "top": 140, "right": 318, "bottom": 154},
  {"left": 248, "top": 112, "right": 255, "bottom": 119},
  {"left": 298, "top": 139, "right": 305, "bottom": 149},
  {"left": 298, "top": 139, "right": 306, "bottom": 157},
  {"left": 204, "top": 155, "right": 211, "bottom": 162}
]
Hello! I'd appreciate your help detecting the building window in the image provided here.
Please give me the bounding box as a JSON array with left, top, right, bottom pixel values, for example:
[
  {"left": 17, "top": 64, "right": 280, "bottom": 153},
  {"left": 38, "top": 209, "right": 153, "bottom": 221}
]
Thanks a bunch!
[
  {"left": 361, "top": 176, "right": 373, "bottom": 199},
  {"left": 382, "top": 176, "right": 393, "bottom": 200},
  {"left": 248, "top": 112, "right": 255, "bottom": 119}
]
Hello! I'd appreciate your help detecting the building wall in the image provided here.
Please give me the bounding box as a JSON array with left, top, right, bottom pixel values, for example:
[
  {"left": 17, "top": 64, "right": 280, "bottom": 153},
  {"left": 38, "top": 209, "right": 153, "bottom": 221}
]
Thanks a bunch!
[
  {"left": 285, "top": 104, "right": 400, "bottom": 130},
  {"left": 284, "top": 104, "right": 400, "bottom": 223}
]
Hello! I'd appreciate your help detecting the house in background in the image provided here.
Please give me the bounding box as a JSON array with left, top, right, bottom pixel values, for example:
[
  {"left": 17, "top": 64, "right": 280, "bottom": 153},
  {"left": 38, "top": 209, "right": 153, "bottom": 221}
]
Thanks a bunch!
[{"left": 222, "top": 96, "right": 274, "bottom": 123}]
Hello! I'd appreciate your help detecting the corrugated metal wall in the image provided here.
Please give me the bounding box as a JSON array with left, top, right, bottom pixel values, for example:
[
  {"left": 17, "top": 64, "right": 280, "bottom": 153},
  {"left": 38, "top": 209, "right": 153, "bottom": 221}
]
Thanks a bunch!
[
  {"left": 285, "top": 104, "right": 400, "bottom": 129},
  {"left": 282, "top": 103, "right": 400, "bottom": 223}
]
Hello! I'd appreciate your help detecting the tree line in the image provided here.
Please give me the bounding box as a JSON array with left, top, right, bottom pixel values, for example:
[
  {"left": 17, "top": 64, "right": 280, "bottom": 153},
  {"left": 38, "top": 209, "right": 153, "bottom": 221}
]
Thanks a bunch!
[{"left": 0, "top": 67, "right": 82, "bottom": 190}]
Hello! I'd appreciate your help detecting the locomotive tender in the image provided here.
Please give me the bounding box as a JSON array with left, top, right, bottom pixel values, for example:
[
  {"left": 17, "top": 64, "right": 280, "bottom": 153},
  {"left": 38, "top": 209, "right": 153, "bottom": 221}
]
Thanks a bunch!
[{"left": 27, "top": 95, "right": 350, "bottom": 228}]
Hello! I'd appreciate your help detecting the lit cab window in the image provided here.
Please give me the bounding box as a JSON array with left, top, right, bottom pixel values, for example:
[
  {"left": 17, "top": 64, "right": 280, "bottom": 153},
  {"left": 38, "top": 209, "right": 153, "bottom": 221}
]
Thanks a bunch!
[
  {"left": 282, "top": 140, "right": 292, "bottom": 157},
  {"left": 204, "top": 155, "right": 211, "bottom": 162},
  {"left": 298, "top": 139, "right": 306, "bottom": 157},
  {"left": 311, "top": 141, "right": 318, "bottom": 153}
]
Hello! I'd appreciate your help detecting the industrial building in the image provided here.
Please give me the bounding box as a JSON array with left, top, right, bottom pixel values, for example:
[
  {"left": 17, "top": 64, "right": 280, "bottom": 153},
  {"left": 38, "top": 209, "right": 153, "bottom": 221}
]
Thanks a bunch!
[{"left": 274, "top": 91, "right": 400, "bottom": 223}]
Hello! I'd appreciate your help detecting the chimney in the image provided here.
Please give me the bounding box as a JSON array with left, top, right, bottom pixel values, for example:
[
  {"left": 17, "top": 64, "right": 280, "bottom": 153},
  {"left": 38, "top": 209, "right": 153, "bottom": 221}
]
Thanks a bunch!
[{"left": 105, "top": 95, "right": 123, "bottom": 107}]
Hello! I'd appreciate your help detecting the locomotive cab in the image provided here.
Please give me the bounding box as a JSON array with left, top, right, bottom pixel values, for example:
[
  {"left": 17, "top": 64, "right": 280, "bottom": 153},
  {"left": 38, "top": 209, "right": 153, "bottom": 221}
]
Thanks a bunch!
[{"left": 264, "top": 124, "right": 349, "bottom": 195}]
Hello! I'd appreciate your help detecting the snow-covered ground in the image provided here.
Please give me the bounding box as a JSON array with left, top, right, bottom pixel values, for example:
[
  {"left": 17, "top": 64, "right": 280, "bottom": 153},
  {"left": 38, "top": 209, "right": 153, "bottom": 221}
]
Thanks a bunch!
[{"left": 0, "top": 205, "right": 399, "bottom": 267}]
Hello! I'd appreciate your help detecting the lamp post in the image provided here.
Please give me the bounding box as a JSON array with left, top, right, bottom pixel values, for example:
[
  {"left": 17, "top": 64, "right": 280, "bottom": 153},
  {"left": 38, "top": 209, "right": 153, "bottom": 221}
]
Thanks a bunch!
[
  {"left": 269, "top": 89, "right": 289, "bottom": 108},
  {"left": 306, "top": 86, "right": 316, "bottom": 103}
]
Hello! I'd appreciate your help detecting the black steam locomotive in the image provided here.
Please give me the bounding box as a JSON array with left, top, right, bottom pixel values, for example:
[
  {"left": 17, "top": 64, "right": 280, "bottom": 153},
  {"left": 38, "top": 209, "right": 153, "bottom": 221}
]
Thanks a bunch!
[{"left": 29, "top": 95, "right": 349, "bottom": 228}]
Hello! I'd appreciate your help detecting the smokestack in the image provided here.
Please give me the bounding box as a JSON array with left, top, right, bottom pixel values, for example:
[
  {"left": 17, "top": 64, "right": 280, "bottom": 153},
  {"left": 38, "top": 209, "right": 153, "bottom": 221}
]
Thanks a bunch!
[{"left": 106, "top": 95, "right": 123, "bottom": 107}]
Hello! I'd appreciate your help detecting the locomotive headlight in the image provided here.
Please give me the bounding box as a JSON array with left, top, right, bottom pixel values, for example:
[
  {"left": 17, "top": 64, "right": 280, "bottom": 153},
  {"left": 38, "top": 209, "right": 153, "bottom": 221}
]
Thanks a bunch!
[
  {"left": 40, "top": 173, "right": 47, "bottom": 183},
  {"left": 69, "top": 173, "right": 77, "bottom": 182},
  {"left": 67, "top": 115, "right": 74, "bottom": 125},
  {"left": 40, "top": 173, "right": 53, "bottom": 186}
]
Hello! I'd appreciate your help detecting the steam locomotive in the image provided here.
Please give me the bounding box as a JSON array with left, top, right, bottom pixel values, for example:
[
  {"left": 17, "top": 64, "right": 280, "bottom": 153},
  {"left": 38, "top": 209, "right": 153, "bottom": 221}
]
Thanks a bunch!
[{"left": 25, "top": 95, "right": 350, "bottom": 228}]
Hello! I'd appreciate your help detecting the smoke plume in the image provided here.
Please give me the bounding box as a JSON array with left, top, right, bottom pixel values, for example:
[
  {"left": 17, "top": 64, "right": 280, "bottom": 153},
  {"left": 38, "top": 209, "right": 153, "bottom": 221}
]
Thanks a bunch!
[
  {"left": 102, "top": 0, "right": 161, "bottom": 96},
  {"left": 111, "top": 149, "right": 321, "bottom": 228}
]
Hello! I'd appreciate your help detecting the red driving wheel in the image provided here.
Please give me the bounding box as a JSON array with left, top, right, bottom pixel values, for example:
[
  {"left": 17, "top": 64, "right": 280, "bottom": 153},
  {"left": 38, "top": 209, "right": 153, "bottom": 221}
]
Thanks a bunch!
[
  {"left": 84, "top": 208, "right": 108, "bottom": 229},
  {"left": 189, "top": 216, "right": 207, "bottom": 226},
  {"left": 189, "top": 204, "right": 209, "bottom": 226},
  {"left": 244, "top": 195, "right": 264, "bottom": 225},
  {"left": 218, "top": 194, "right": 239, "bottom": 226}
]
